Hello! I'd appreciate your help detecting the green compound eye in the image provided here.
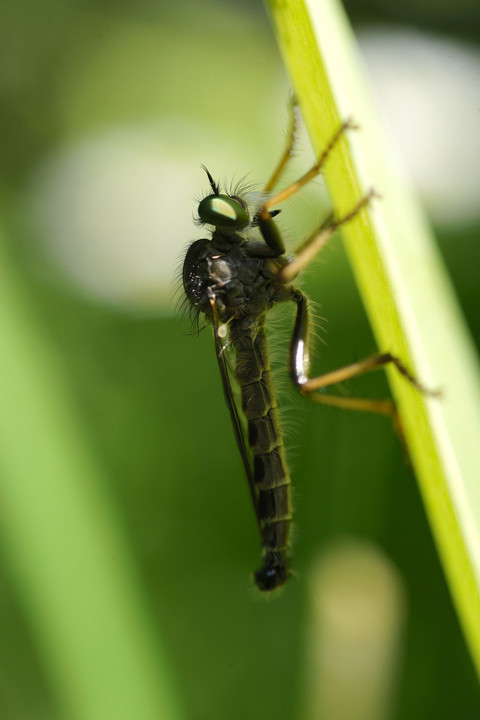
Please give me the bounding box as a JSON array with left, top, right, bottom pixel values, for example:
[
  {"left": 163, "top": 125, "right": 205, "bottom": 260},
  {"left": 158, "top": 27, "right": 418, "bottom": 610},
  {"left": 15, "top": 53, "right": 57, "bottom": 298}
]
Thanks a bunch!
[{"left": 198, "top": 194, "right": 249, "bottom": 229}]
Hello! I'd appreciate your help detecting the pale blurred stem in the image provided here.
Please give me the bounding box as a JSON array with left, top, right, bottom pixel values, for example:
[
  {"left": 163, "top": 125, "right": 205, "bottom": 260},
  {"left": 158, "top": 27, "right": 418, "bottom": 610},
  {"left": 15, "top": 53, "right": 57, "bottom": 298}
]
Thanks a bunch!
[
  {"left": 0, "top": 229, "right": 181, "bottom": 718},
  {"left": 266, "top": 0, "right": 480, "bottom": 679}
]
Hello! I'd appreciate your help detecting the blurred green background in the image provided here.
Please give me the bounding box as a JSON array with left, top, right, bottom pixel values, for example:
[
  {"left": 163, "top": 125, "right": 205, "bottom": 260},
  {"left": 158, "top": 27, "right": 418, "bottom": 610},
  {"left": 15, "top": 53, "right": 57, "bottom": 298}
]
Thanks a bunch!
[{"left": 1, "top": 0, "right": 479, "bottom": 718}]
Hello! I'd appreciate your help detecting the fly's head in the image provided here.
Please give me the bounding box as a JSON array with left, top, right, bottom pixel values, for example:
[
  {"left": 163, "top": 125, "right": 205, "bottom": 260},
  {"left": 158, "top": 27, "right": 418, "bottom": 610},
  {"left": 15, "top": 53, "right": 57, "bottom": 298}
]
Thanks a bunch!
[
  {"left": 196, "top": 166, "right": 250, "bottom": 234},
  {"left": 183, "top": 167, "right": 253, "bottom": 328}
]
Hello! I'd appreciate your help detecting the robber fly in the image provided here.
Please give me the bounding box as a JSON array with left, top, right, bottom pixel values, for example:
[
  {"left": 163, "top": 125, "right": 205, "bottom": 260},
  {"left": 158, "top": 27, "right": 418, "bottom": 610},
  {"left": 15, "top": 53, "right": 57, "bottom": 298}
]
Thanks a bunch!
[{"left": 182, "top": 101, "right": 428, "bottom": 592}]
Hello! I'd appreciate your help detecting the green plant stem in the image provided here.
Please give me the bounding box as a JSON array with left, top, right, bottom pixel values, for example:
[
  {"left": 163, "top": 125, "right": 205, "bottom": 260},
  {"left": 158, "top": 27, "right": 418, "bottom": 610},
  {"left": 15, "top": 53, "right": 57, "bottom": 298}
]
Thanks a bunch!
[{"left": 265, "top": 0, "right": 480, "bottom": 676}]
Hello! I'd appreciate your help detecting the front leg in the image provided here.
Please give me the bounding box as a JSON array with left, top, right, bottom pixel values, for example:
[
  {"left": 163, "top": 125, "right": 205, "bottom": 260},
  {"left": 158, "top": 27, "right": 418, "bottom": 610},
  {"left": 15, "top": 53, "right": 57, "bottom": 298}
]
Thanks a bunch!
[
  {"left": 254, "top": 118, "right": 359, "bottom": 258},
  {"left": 263, "top": 94, "right": 300, "bottom": 194},
  {"left": 259, "top": 118, "right": 358, "bottom": 221}
]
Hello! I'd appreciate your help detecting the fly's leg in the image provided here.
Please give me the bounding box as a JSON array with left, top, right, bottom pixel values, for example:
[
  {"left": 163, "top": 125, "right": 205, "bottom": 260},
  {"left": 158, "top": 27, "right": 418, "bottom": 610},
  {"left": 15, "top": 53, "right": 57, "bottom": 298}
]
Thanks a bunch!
[
  {"left": 258, "top": 117, "right": 358, "bottom": 223},
  {"left": 276, "top": 186, "right": 439, "bottom": 410},
  {"left": 256, "top": 117, "right": 358, "bottom": 256},
  {"left": 253, "top": 96, "right": 300, "bottom": 256},
  {"left": 278, "top": 190, "right": 377, "bottom": 283},
  {"left": 263, "top": 94, "right": 299, "bottom": 194},
  {"left": 288, "top": 288, "right": 440, "bottom": 422}
]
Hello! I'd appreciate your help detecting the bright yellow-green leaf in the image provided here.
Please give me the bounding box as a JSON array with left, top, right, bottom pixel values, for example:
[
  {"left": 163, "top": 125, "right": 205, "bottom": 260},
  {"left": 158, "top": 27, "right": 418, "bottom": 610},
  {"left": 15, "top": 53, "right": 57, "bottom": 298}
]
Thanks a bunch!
[{"left": 266, "top": 0, "right": 480, "bottom": 676}]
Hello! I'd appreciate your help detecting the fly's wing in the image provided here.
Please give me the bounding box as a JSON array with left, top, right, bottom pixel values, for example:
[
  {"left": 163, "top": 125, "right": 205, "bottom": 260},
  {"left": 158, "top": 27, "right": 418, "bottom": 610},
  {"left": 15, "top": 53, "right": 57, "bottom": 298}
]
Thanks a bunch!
[{"left": 211, "top": 315, "right": 260, "bottom": 529}]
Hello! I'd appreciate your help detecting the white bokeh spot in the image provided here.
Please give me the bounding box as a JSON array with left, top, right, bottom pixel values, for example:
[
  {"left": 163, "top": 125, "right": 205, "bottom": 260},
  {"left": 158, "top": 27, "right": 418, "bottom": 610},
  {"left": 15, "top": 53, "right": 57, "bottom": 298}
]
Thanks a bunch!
[{"left": 359, "top": 28, "right": 480, "bottom": 226}]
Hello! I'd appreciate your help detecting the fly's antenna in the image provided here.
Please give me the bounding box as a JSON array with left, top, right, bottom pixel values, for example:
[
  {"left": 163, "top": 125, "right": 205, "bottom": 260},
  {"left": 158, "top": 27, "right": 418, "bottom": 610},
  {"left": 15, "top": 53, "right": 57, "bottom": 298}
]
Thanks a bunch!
[{"left": 201, "top": 165, "right": 220, "bottom": 194}]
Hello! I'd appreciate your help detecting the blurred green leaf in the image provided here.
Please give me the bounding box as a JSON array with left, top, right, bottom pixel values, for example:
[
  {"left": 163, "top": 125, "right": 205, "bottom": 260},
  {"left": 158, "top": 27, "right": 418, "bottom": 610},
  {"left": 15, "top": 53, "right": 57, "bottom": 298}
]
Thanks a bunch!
[{"left": 0, "top": 224, "right": 182, "bottom": 720}]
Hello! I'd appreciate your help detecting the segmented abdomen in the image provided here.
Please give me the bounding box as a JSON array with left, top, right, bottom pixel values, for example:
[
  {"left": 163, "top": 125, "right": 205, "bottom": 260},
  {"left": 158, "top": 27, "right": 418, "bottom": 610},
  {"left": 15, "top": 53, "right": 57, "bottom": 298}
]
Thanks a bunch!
[{"left": 230, "top": 317, "right": 292, "bottom": 590}]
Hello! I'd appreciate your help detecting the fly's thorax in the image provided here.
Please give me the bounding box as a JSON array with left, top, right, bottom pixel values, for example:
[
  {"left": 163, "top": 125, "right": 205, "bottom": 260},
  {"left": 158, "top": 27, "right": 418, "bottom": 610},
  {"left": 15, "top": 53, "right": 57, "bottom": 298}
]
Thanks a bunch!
[{"left": 183, "top": 235, "right": 283, "bottom": 323}]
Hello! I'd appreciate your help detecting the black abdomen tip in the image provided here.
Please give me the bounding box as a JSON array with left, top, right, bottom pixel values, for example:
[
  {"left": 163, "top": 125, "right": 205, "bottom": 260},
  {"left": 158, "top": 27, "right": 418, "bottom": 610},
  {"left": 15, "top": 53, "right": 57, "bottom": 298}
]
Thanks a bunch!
[{"left": 254, "top": 553, "right": 289, "bottom": 592}]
